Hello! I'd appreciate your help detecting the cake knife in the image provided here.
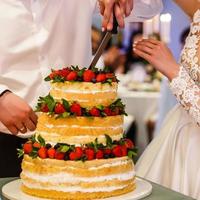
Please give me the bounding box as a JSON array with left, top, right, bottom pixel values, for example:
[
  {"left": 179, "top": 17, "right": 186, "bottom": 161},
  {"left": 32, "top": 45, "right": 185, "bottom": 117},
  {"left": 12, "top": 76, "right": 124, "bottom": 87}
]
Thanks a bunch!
[{"left": 89, "top": 15, "right": 118, "bottom": 69}]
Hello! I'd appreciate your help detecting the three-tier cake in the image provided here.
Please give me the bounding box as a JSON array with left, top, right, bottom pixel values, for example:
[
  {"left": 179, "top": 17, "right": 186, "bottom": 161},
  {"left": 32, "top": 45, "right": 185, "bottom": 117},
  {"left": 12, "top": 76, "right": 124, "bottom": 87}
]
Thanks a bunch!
[{"left": 19, "top": 66, "right": 137, "bottom": 199}]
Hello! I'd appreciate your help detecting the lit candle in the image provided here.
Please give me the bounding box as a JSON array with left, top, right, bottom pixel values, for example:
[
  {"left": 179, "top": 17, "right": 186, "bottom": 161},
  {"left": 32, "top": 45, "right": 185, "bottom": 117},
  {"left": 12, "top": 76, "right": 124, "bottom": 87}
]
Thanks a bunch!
[
  {"left": 160, "top": 13, "right": 172, "bottom": 43},
  {"left": 153, "top": 14, "right": 160, "bottom": 33},
  {"left": 143, "top": 19, "right": 153, "bottom": 39}
]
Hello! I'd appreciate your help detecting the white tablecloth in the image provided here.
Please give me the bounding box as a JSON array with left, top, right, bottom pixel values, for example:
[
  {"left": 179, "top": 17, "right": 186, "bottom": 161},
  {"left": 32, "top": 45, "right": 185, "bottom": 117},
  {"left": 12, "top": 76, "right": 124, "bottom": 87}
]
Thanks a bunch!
[{"left": 119, "top": 87, "right": 160, "bottom": 155}]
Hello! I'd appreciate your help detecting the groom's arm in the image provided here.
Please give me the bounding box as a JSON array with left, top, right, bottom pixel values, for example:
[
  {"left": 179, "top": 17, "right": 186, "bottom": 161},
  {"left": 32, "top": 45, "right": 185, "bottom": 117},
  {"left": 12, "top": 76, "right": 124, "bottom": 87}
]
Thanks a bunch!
[{"left": 126, "top": 0, "right": 163, "bottom": 22}]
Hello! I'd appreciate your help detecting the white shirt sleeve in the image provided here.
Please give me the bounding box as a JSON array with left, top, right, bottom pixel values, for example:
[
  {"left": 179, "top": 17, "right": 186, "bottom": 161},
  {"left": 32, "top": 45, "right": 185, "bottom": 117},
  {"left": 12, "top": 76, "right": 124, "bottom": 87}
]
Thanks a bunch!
[
  {"left": 0, "top": 84, "right": 9, "bottom": 96},
  {"left": 125, "top": 0, "right": 163, "bottom": 22}
]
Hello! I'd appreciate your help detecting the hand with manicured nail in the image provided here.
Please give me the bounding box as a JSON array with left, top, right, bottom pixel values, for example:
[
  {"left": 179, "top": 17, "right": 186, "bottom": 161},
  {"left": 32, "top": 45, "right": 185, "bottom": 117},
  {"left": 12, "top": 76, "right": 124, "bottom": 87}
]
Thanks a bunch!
[
  {"left": 98, "top": 0, "right": 133, "bottom": 31},
  {"left": 133, "top": 38, "right": 180, "bottom": 81}
]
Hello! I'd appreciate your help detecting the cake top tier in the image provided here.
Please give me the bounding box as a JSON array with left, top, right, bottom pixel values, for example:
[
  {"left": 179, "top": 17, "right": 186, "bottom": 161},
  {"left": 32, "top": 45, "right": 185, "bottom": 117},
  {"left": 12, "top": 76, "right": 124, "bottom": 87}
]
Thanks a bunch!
[{"left": 45, "top": 66, "right": 118, "bottom": 84}]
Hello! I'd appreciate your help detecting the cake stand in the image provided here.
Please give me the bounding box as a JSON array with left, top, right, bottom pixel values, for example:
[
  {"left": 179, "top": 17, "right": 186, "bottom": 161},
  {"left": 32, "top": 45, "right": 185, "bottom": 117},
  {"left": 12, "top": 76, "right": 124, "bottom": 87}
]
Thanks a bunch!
[{"left": 2, "top": 178, "right": 152, "bottom": 200}]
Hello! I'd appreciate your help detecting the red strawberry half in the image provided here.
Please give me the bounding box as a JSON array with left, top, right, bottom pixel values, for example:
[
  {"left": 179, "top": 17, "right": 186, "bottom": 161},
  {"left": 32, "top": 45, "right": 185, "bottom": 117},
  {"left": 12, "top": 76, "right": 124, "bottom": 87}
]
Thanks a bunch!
[
  {"left": 103, "top": 107, "right": 112, "bottom": 116},
  {"left": 70, "top": 103, "right": 82, "bottom": 116},
  {"left": 112, "top": 145, "right": 123, "bottom": 157},
  {"left": 89, "top": 107, "right": 100, "bottom": 117},
  {"left": 66, "top": 71, "right": 77, "bottom": 81},
  {"left": 38, "top": 147, "right": 48, "bottom": 159},
  {"left": 54, "top": 103, "right": 66, "bottom": 114},
  {"left": 96, "top": 149, "right": 104, "bottom": 159},
  {"left": 83, "top": 70, "right": 95, "bottom": 82},
  {"left": 124, "top": 139, "right": 134, "bottom": 149},
  {"left": 96, "top": 74, "right": 106, "bottom": 82},
  {"left": 33, "top": 142, "right": 41, "bottom": 149},
  {"left": 41, "top": 104, "right": 49, "bottom": 112},
  {"left": 47, "top": 148, "right": 56, "bottom": 159},
  {"left": 55, "top": 151, "right": 65, "bottom": 160},
  {"left": 23, "top": 143, "right": 33, "bottom": 154},
  {"left": 85, "top": 148, "right": 95, "bottom": 160}
]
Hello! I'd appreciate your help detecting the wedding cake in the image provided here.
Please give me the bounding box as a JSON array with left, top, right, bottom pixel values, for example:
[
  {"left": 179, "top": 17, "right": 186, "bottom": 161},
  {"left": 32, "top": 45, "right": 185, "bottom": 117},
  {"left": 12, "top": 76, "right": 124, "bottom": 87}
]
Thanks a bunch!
[{"left": 18, "top": 66, "right": 137, "bottom": 199}]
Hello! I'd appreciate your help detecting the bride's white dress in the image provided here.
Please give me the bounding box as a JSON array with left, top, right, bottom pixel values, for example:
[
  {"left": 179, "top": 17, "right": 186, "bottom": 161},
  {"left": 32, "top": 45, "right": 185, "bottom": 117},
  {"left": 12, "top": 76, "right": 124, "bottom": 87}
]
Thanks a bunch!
[{"left": 136, "top": 10, "right": 200, "bottom": 199}]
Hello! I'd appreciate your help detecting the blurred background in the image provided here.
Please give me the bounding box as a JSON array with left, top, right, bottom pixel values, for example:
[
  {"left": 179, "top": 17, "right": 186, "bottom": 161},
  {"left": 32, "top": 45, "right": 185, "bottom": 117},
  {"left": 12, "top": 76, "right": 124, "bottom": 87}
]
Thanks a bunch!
[{"left": 92, "top": 0, "right": 190, "bottom": 156}]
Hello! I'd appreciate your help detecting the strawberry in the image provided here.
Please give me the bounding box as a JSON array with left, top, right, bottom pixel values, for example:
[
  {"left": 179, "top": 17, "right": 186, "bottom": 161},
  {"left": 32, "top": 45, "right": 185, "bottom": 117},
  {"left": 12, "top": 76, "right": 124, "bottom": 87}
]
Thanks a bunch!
[
  {"left": 66, "top": 71, "right": 78, "bottom": 81},
  {"left": 33, "top": 142, "right": 41, "bottom": 149},
  {"left": 89, "top": 107, "right": 100, "bottom": 117},
  {"left": 55, "top": 151, "right": 65, "bottom": 160},
  {"left": 70, "top": 103, "right": 82, "bottom": 116},
  {"left": 49, "top": 70, "right": 59, "bottom": 79},
  {"left": 85, "top": 148, "right": 95, "bottom": 160},
  {"left": 96, "top": 149, "right": 104, "bottom": 159},
  {"left": 23, "top": 142, "right": 33, "bottom": 154},
  {"left": 47, "top": 148, "right": 56, "bottom": 159},
  {"left": 75, "top": 147, "right": 83, "bottom": 159},
  {"left": 96, "top": 74, "right": 106, "bottom": 82},
  {"left": 111, "top": 107, "right": 120, "bottom": 116},
  {"left": 103, "top": 148, "right": 112, "bottom": 155},
  {"left": 41, "top": 104, "right": 49, "bottom": 112},
  {"left": 69, "top": 152, "right": 78, "bottom": 160},
  {"left": 54, "top": 103, "right": 66, "bottom": 114},
  {"left": 38, "top": 147, "right": 48, "bottom": 159},
  {"left": 103, "top": 107, "right": 112, "bottom": 116},
  {"left": 83, "top": 70, "right": 96, "bottom": 82},
  {"left": 105, "top": 73, "right": 114, "bottom": 79},
  {"left": 59, "top": 68, "right": 71, "bottom": 78},
  {"left": 112, "top": 145, "right": 123, "bottom": 157},
  {"left": 124, "top": 139, "right": 134, "bottom": 149},
  {"left": 121, "top": 145, "right": 127, "bottom": 156}
]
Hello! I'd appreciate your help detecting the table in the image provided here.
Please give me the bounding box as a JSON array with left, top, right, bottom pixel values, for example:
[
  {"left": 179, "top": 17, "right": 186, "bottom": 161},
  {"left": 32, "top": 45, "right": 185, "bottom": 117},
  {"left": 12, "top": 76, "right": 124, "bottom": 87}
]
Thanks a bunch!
[
  {"left": 119, "top": 88, "right": 160, "bottom": 155},
  {"left": 0, "top": 177, "right": 195, "bottom": 200}
]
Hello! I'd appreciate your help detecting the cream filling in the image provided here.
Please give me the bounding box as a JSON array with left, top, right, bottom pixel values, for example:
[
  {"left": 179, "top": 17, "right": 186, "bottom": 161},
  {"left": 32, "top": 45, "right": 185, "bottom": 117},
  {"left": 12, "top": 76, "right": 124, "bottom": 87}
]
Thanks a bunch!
[
  {"left": 22, "top": 181, "right": 128, "bottom": 192},
  {"left": 36, "top": 131, "right": 122, "bottom": 145},
  {"left": 51, "top": 87, "right": 116, "bottom": 94},
  {"left": 22, "top": 170, "right": 135, "bottom": 184},
  {"left": 53, "top": 97, "right": 110, "bottom": 102},
  {"left": 44, "top": 124, "right": 123, "bottom": 130}
]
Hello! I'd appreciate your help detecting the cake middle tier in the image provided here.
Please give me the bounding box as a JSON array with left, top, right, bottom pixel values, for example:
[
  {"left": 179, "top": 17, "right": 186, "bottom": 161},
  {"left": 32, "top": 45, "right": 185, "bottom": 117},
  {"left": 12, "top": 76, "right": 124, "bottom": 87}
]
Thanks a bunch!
[
  {"left": 50, "top": 82, "right": 118, "bottom": 107},
  {"left": 36, "top": 114, "right": 124, "bottom": 145}
]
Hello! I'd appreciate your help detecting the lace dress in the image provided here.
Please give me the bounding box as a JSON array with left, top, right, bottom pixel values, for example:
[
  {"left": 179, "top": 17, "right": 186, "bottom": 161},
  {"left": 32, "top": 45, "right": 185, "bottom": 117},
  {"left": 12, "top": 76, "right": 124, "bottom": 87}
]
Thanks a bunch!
[{"left": 136, "top": 10, "right": 200, "bottom": 199}]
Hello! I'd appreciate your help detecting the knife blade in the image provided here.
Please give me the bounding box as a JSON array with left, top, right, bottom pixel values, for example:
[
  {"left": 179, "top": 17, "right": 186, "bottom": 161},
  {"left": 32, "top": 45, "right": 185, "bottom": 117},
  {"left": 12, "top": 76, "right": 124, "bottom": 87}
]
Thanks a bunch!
[{"left": 89, "top": 14, "right": 118, "bottom": 69}]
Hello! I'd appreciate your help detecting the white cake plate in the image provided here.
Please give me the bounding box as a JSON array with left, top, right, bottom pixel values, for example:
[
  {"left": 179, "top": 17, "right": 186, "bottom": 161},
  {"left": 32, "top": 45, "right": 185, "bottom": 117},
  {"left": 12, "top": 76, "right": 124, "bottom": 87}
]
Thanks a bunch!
[{"left": 2, "top": 178, "right": 152, "bottom": 200}]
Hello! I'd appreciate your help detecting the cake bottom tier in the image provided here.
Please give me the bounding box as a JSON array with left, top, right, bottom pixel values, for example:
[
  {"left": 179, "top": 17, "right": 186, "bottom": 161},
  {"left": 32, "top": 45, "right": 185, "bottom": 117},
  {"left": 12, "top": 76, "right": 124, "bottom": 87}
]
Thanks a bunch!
[{"left": 21, "top": 155, "right": 136, "bottom": 200}]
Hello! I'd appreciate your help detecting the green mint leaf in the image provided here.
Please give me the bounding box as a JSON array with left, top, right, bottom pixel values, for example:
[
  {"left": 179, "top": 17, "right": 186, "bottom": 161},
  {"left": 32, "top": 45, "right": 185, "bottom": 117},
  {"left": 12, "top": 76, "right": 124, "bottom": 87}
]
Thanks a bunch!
[
  {"left": 58, "top": 145, "right": 70, "bottom": 153},
  {"left": 103, "top": 66, "right": 112, "bottom": 73},
  {"left": 44, "top": 76, "right": 51, "bottom": 81},
  {"left": 77, "top": 68, "right": 85, "bottom": 77},
  {"left": 29, "top": 150, "right": 38, "bottom": 159},
  {"left": 62, "top": 99, "right": 70, "bottom": 110},
  {"left": 62, "top": 112, "right": 70, "bottom": 118},
  {"left": 17, "top": 149, "right": 24, "bottom": 158},
  {"left": 37, "top": 135, "right": 46, "bottom": 147},
  {"left": 105, "top": 134, "right": 112, "bottom": 147},
  {"left": 96, "top": 105, "right": 104, "bottom": 111}
]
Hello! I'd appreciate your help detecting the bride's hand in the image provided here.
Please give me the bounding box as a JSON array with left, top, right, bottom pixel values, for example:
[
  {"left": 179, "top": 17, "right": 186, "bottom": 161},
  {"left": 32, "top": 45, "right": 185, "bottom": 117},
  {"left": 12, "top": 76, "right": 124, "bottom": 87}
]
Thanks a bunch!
[{"left": 133, "top": 39, "right": 180, "bottom": 81}]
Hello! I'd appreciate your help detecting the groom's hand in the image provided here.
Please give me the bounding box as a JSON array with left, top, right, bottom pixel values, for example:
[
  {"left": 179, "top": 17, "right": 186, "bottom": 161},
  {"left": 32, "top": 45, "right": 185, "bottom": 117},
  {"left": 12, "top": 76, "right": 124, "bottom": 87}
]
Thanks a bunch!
[
  {"left": 98, "top": 0, "right": 134, "bottom": 31},
  {"left": 0, "top": 92, "right": 38, "bottom": 135}
]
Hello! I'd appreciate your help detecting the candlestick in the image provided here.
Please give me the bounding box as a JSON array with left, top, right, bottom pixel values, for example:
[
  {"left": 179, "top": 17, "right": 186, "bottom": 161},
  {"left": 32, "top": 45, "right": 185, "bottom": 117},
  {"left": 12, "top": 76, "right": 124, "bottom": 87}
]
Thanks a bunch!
[
  {"left": 153, "top": 14, "right": 160, "bottom": 33},
  {"left": 160, "top": 13, "right": 172, "bottom": 43},
  {"left": 143, "top": 19, "right": 153, "bottom": 39}
]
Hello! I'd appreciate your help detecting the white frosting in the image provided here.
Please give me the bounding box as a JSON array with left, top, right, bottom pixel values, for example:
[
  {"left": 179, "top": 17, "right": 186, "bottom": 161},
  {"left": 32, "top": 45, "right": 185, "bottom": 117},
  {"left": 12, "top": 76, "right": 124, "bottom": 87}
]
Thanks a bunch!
[
  {"left": 45, "top": 124, "right": 123, "bottom": 130},
  {"left": 22, "top": 170, "right": 135, "bottom": 184},
  {"left": 51, "top": 87, "right": 116, "bottom": 94},
  {"left": 22, "top": 181, "right": 128, "bottom": 192}
]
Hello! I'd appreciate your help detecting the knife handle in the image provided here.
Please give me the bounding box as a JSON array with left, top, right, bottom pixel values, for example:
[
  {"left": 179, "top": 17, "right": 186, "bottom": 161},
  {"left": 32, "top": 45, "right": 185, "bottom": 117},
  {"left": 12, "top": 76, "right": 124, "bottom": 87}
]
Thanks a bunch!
[{"left": 111, "top": 12, "right": 118, "bottom": 34}]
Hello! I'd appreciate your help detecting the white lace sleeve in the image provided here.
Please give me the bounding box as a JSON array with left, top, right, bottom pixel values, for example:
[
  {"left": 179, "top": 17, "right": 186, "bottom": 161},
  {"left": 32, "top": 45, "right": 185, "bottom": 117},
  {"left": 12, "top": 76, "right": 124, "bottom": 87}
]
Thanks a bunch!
[{"left": 170, "top": 66, "right": 200, "bottom": 125}]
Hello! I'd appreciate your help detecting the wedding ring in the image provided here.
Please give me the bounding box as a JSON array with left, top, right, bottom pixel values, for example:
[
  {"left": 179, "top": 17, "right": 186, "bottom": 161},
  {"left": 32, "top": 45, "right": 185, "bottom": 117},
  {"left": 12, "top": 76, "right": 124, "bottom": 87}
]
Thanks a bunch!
[{"left": 19, "top": 127, "right": 26, "bottom": 132}]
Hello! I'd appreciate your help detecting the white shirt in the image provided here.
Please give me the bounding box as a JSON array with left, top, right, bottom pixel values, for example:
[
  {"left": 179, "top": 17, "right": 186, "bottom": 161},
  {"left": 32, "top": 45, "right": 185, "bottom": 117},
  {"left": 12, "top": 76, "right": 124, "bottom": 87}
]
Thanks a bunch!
[{"left": 0, "top": 0, "right": 163, "bottom": 133}]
